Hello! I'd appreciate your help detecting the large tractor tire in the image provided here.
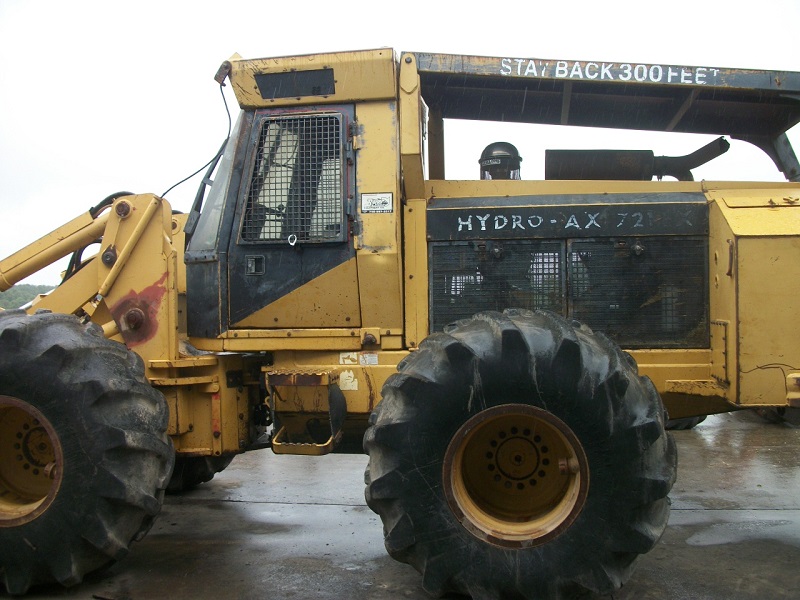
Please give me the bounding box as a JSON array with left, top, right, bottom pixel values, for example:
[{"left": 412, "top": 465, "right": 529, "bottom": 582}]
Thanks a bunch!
[
  {"left": 167, "top": 455, "right": 235, "bottom": 492},
  {"left": 364, "top": 310, "right": 677, "bottom": 599},
  {"left": 0, "top": 311, "right": 175, "bottom": 595}
]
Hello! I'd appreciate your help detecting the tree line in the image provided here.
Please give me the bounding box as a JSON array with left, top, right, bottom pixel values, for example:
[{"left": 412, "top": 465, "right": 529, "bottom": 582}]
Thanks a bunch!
[{"left": 0, "top": 284, "right": 55, "bottom": 309}]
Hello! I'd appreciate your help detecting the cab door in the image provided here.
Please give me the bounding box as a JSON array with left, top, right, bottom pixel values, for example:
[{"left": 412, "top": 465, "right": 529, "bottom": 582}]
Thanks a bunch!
[{"left": 227, "top": 107, "right": 361, "bottom": 329}]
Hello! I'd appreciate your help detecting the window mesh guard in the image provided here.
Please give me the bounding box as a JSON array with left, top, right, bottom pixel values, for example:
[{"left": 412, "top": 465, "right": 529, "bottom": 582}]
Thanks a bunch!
[{"left": 242, "top": 114, "right": 344, "bottom": 243}]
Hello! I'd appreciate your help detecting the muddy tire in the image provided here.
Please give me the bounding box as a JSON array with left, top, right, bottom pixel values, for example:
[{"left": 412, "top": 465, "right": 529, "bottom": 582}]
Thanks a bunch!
[
  {"left": 167, "top": 455, "right": 235, "bottom": 492},
  {"left": 0, "top": 311, "right": 174, "bottom": 594},
  {"left": 364, "top": 310, "right": 677, "bottom": 599}
]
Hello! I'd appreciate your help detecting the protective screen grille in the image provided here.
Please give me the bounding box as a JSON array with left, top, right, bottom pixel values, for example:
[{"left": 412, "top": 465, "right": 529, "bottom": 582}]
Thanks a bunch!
[
  {"left": 241, "top": 114, "right": 344, "bottom": 243},
  {"left": 568, "top": 238, "right": 707, "bottom": 347},
  {"left": 430, "top": 241, "right": 565, "bottom": 328},
  {"left": 430, "top": 237, "right": 708, "bottom": 348}
]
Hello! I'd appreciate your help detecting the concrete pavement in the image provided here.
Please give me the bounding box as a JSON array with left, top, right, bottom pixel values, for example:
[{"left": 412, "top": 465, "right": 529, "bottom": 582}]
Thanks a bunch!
[{"left": 9, "top": 410, "right": 800, "bottom": 599}]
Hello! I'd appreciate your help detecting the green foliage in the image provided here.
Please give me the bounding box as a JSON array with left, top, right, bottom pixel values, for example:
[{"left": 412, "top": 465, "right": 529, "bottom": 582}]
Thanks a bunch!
[{"left": 0, "top": 284, "right": 55, "bottom": 309}]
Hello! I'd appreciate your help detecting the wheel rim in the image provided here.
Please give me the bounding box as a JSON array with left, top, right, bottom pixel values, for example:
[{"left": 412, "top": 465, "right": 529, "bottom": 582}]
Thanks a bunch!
[
  {"left": 0, "top": 395, "right": 63, "bottom": 527},
  {"left": 443, "top": 404, "right": 589, "bottom": 548}
]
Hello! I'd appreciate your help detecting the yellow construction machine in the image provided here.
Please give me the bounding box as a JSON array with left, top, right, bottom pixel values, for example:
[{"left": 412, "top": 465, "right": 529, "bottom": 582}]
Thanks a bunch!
[{"left": 2, "top": 48, "right": 800, "bottom": 598}]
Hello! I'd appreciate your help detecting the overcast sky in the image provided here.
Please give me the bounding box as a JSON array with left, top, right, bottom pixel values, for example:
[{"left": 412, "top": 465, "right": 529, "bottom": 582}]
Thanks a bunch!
[{"left": 2, "top": 0, "right": 799, "bottom": 285}]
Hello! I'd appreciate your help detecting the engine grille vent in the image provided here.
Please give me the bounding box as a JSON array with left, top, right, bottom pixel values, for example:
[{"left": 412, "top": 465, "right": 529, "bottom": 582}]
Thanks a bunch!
[{"left": 430, "top": 237, "right": 708, "bottom": 348}]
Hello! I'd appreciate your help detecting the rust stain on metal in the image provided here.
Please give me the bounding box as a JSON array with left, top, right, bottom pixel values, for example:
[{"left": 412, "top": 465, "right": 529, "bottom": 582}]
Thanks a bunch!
[
  {"left": 364, "top": 368, "right": 377, "bottom": 412},
  {"left": 269, "top": 372, "right": 326, "bottom": 386},
  {"left": 265, "top": 370, "right": 338, "bottom": 387},
  {"left": 211, "top": 392, "right": 222, "bottom": 435},
  {"left": 110, "top": 272, "right": 169, "bottom": 347}
]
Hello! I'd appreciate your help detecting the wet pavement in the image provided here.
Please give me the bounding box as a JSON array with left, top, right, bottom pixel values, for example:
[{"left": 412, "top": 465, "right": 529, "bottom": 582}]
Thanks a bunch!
[{"left": 7, "top": 410, "right": 800, "bottom": 599}]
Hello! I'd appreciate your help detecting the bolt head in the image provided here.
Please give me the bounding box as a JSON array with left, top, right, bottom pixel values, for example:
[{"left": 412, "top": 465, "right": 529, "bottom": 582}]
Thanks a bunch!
[
  {"left": 115, "top": 201, "right": 132, "bottom": 218},
  {"left": 124, "top": 308, "right": 146, "bottom": 330}
]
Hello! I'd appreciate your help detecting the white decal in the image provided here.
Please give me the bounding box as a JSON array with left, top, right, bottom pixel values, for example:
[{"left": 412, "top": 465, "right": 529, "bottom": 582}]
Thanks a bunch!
[
  {"left": 503, "top": 58, "right": 550, "bottom": 77},
  {"left": 362, "top": 192, "right": 393, "bottom": 213},
  {"left": 695, "top": 67, "right": 707, "bottom": 84},
  {"left": 650, "top": 65, "right": 664, "bottom": 81},
  {"left": 501, "top": 58, "right": 720, "bottom": 85},
  {"left": 616, "top": 212, "right": 644, "bottom": 228},
  {"left": 359, "top": 353, "right": 379, "bottom": 366},
  {"left": 451, "top": 210, "right": 658, "bottom": 233},
  {"left": 339, "top": 370, "right": 358, "bottom": 391},
  {"left": 339, "top": 352, "right": 358, "bottom": 365}
]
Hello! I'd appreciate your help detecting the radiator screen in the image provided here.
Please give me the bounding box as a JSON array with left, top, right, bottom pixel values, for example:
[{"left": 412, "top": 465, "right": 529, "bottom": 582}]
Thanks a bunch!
[{"left": 429, "top": 237, "right": 708, "bottom": 348}]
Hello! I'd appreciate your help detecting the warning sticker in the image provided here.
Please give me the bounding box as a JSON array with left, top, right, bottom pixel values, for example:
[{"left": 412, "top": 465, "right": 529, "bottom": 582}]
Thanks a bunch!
[
  {"left": 361, "top": 192, "right": 393, "bottom": 213},
  {"left": 359, "top": 353, "right": 379, "bottom": 366}
]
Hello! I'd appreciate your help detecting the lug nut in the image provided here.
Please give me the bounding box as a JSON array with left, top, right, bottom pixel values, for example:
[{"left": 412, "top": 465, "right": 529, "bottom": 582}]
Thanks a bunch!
[
  {"left": 44, "top": 462, "right": 58, "bottom": 480},
  {"left": 559, "top": 457, "right": 580, "bottom": 475}
]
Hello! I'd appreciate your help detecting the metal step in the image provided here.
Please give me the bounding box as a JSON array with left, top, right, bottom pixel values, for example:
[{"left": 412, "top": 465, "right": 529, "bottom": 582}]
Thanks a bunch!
[{"left": 266, "top": 369, "right": 346, "bottom": 456}]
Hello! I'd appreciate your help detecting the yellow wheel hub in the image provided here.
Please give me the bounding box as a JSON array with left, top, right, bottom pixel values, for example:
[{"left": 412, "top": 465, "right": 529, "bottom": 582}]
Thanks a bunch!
[
  {"left": 0, "top": 396, "right": 63, "bottom": 527},
  {"left": 443, "top": 404, "right": 589, "bottom": 548}
]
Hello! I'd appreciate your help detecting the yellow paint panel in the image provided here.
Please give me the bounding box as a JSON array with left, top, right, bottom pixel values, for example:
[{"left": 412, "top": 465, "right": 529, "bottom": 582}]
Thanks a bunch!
[
  {"left": 232, "top": 259, "right": 361, "bottom": 329},
  {"left": 737, "top": 236, "right": 800, "bottom": 405},
  {"left": 707, "top": 189, "right": 800, "bottom": 236},
  {"left": 229, "top": 49, "right": 397, "bottom": 109},
  {"left": 399, "top": 53, "right": 425, "bottom": 200},
  {"left": 403, "top": 199, "right": 429, "bottom": 347},
  {"left": 708, "top": 201, "right": 737, "bottom": 393},
  {"left": 425, "top": 179, "right": 705, "bottom": 199},
  {"left": 356, "top": 251, "right": 403, "bottom": 329},
  {"left": 708, "top": 186, "right": 800, "bottom": 208},
  {"left": 351, "top": 100, "right": 403, "bottom": 330}
]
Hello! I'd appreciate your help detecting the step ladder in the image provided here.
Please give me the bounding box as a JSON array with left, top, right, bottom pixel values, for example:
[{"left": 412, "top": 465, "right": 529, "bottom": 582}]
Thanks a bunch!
[{"left": 266, "top": 369, "right": 346, "bottom": 456}]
